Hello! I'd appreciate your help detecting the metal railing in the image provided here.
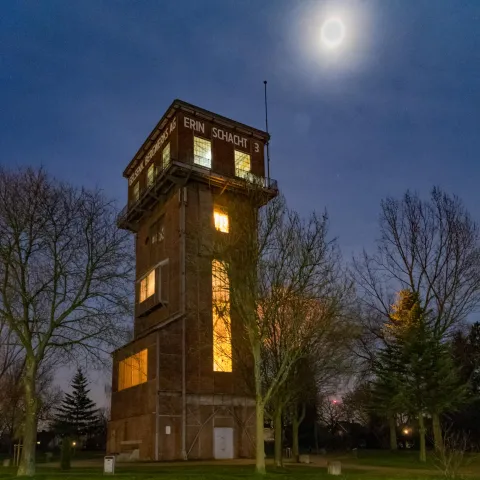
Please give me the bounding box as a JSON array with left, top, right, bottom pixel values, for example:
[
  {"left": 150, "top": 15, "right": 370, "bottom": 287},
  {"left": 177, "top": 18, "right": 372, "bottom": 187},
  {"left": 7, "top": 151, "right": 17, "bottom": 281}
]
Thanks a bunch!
[
  {"left": 193, "top": 155, "right": 211, "bottom": 169},
  {"left": 117, "top": 159, "right": 278, "bottom": 228}
]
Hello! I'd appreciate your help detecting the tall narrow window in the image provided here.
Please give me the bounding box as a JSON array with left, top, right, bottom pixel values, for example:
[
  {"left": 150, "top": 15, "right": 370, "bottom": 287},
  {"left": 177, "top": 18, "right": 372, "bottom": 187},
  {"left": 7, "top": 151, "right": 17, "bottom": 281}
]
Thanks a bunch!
[
  {"left": 139, "top": 269, "right": 156, "bottom": 302},
  {"left": 150, "top": 218, "right": 165, "bottom": 244},
  {"left": 214, "top": 207, "right": 229, "bottom": 233},
  {"left": 235, "top": 150, "right": 251, "bottom": 180},
  {"left": 162, "top": 143, "right": 171, "bottom": 170},
  {"left": 118, "top": 349, "right": 148, "bottom": 390},
  {"left": 132, "top": 181, "right": 140, "bottom": 202},
  {"left": 147, "top": 163, "right": 155, "bottom": 187},
  {"left": 194, "top": 137, "right": 212, "bottom": 168},
  {"left": 212, "top": 260, "right": 232, "bottom": 372}
]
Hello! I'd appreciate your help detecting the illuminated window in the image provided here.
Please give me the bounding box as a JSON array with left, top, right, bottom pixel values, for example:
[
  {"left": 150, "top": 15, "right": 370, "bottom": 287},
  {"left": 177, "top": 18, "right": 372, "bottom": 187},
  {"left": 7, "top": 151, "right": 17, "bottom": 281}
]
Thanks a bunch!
[
  {"left": 133, "top": 181, "right": 140, "bottom": 202},
  {"left": 140, "top": 269, "right": 156, "bottom": 302},
  {"left": 212, "top": 260, "right": 232, "bottom": 372},
  {"left": 162, "top": 143, "right": 170, "bottom": 170},
  {"left": 147, "top": 163, "right": 155, "bottom": 187},
  {"left": 214, "top": 208, "right": 229, "bottom": 233},
  {"left": 118, "top": 349, "right": 148, "bottom": 390},
  {"left": 235, "top": 150, "right": 251, "bottom": 179},
  {"left": 194, "top": 137, "right": 212, "bottom": 168}
]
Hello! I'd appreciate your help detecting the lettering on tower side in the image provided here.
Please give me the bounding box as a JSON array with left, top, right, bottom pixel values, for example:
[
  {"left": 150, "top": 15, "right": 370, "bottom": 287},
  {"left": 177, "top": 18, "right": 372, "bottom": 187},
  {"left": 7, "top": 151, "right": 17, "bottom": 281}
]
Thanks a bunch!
[
  {"left": 129, "top": 118, "right": 177, "bottom": 186},
  {"left": 183, "top": 116, "right": 249, "bottom": 149},
  {"left": 212, "top": 127, "right": 248, "bottom": 149}
]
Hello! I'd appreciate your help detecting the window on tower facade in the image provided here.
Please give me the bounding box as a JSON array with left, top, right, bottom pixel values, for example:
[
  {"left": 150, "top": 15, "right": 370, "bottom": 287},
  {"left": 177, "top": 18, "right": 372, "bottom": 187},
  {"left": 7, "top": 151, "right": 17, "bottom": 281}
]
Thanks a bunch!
[
  {"left": 147, "top": 163, "right": 155, "bottom": 187},
  {"left": 234, "top": 150, "right": 251, "bottom": 180},
  {"left": 139, "top": 269, "right": 156, "bottom": 302},
  {"left": 214, "top": 207, "right": 229, "bottom": 233},
  {"left": 132, "top": 181, "right": 140, "bottom": 202},
  {"left": 162, "top": 142, "right": 171, "bottom": 170},
  {"left": 194, "top": 136, "right": 212, "bottom": 168},
  {"left": 150, "top": 218, "right": 165, "bottom": 245},
  {"left": 118, "top": 349, "right": 148, "bottom": 390},
  {"left": 212, "top": 259, "right": 232, "bottom": 372}
]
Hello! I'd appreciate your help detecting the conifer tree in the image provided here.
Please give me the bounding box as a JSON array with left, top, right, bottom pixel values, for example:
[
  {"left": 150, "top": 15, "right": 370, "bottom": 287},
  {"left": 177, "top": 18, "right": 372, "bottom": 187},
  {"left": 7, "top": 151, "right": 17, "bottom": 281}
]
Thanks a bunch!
[
  {"left": 53, "top": 369, "right": 99, "bottom": 439},
  {"left": 371, "top": 339, "right": 405, "bottom": 450},
  {"left": 373, "top": 290, "right": 467, "bottom": 461}
]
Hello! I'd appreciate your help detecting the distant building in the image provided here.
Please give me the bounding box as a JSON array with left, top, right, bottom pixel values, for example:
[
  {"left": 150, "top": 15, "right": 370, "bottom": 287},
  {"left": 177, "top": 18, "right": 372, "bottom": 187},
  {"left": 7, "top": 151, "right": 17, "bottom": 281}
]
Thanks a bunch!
[{"left": 107, "top": 100, "right": 277, "bottom": 461}]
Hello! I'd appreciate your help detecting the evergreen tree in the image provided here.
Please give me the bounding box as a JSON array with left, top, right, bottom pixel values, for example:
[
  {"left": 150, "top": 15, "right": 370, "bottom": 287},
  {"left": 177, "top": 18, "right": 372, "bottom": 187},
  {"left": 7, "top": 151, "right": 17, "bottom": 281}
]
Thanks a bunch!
[
  {"left": 371, "top": 290, "right": 421, "bottom": 452},
  {"left": 52, "top": 369, "right": 99, "bottom": 439},
  {"left": 371, "top": 338, "right": 405, "bottom": 451},
  {"left": 373, "top": 290, "right": 468, "bottom": 461}
]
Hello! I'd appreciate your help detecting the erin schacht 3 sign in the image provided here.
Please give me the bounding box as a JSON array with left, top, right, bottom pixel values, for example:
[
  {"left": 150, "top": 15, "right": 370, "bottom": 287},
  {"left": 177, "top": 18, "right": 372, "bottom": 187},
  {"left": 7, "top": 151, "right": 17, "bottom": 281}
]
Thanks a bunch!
[{"left": 184, "top": 116, "right": 261, "bottom": 152}]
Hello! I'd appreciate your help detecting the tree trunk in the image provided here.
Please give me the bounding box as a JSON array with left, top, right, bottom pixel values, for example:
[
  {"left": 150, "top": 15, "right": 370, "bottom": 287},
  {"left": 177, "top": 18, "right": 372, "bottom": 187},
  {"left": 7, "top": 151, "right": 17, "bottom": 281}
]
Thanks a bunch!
[
  {"left": 17, "top": 357, "right": 38, "bottom": 477},
  {"left": 274, "top": 407, "right": 283, "bottom": 468},
  {"left": 292, "top": 415, "right": 299, "bottom": 462},
  {"left": 292, "top": 403, "right": 305, "bottom": 462},
  {"left": 418, "top": 414, "right": 426, "bottom": 463},
  {"left": 314, "top": 421, "right": 319, "bottom": 454},
  {"left": 432, "top": 413, "right": 443, "bottom": 453},
  {"left": 389, "top": 415, "right": 397, "bottom": 451},
  {"left": 61, "top": 437, "right": 71, "bottom": 470},
  {"left": 253, "top": 342, "right": 266, "bottom": 475}
]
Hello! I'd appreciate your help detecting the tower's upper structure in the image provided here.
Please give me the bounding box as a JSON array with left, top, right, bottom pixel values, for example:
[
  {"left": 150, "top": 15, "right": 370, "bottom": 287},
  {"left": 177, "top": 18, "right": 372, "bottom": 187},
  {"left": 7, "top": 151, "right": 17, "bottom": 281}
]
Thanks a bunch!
[{"left": 118, "top": 99, "right": 277, "bottom": 232}]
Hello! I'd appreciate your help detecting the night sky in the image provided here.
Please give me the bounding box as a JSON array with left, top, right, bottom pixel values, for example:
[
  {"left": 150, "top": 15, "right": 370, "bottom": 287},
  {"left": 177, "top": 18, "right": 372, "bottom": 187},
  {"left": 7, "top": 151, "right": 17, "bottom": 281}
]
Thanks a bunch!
[{"left": 1, "top": 0, "right": 479, "bottom": 402}]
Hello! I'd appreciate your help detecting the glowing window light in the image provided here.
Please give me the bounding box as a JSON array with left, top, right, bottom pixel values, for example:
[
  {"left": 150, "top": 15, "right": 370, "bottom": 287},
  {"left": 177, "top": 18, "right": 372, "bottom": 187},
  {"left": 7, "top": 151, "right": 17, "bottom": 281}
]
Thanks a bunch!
[
  {"left": 212, "top": 260, "right": 232, "bottom": 372},
  {"left": 234, "top": 150, "right": 251, "bottom": 179},
  {"left": 147, "top": 163, "right": 155, "bottom": 187},
  {"left": 194, "top": 137, "right": 212, "bottom": 168},
  {"left": 118, "top": 349, "right": 148, "bottom": 390},
  {"left": 214, "top": 209, "right": 229, "bottom": 233},
  {"left": 132, "top": 181, "right": 140, "bottom": 202},
  {"left": 140, "top": 269, "right": 156, "bottom": 302},
  {"left": 162, "top": 142, "right": 171, "bottom": 170}
]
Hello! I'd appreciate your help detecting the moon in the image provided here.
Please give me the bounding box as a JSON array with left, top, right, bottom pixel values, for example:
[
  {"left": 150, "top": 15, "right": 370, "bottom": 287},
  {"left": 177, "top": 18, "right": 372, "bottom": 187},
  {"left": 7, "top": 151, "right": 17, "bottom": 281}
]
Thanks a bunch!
[{"left": 321, "top": 17, "right": 346, "bottom": 48}]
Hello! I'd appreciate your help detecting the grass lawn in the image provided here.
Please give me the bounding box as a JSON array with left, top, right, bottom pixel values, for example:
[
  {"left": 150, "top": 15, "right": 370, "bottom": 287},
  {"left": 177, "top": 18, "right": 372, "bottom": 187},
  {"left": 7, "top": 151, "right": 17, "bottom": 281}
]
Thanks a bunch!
[
  {"left": 331, "top": 448, "right": 480, "bottom": 473},
  {"left": 2, "top": 450, "right": 478, "bottom": 480},
  {"left": 333, "top": 450, "right": 435, "bottom": 468},
  {"left": 0, "top": 463, "right": 453, "bottom": 480}
]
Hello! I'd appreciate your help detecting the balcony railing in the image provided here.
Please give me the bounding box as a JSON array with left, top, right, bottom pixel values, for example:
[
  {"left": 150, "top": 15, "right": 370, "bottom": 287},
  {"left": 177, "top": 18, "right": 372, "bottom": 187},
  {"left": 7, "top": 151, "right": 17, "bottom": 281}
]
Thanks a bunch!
[{"left": 117, "top": 158, "right": 278, "bottom": 230}]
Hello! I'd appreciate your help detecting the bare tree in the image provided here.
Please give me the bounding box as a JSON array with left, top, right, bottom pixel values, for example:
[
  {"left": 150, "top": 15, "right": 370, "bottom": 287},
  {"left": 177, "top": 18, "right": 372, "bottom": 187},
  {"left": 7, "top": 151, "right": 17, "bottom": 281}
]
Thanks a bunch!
[
  {"left": 354, "top": 188, "right": 480, "bottom": 337},
  {"left": 0, "top": 168, "right": 133, "bottom": 477},
  {"left": 433, "top": 425, "right": 473, "bottom": 479},
  {"left": 317, "top": 397, "right": 345, "bottom": 436},
  {"left": 0, "top": 357, "right": 62, "bottom": 450},
  {"left": 353, "top": 188, "right": 480, "bottom": 451},
  {"left": 207, "top": 189, "right": 351, "bottom": 474}
]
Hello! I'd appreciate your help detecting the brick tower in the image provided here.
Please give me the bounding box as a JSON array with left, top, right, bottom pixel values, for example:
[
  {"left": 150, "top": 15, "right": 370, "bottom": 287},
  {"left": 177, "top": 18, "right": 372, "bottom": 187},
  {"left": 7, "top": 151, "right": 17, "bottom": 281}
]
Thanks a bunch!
[{"left": 107, "top": 99, "right": 277, "bottom": 461}]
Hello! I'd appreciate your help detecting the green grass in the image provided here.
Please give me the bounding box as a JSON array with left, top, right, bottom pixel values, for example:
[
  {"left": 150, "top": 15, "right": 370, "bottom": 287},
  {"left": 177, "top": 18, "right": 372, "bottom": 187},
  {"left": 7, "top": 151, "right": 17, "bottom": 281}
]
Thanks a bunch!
[
  {"left": 334, "top": 450, "right": 434, "bottom": 469},
  {"left": 3, "top": 450, "right": 479, "bottom": 480},
  {"left": 0, "top": 464, "right": 449, "bottom": 480},
  {"left": 331, "top": 449, "right": 480, "bottom": 472}
]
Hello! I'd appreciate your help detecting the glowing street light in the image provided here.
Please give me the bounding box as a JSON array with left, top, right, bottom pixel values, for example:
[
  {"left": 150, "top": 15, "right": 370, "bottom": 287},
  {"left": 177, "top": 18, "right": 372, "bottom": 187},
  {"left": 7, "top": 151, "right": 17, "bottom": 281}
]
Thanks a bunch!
[
  {"left": 403, "top": 428, "right": 411, "bottom": 435},
  {"left": 321, "top": 17, "right": 346, "bottom": 49}
]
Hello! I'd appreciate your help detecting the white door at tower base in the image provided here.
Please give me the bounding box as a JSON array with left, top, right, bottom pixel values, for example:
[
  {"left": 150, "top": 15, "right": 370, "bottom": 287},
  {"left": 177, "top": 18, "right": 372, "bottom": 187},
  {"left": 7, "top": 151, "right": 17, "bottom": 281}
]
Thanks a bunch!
[{"left": 214, "top": 427, "right": 234, "bottom": 459}]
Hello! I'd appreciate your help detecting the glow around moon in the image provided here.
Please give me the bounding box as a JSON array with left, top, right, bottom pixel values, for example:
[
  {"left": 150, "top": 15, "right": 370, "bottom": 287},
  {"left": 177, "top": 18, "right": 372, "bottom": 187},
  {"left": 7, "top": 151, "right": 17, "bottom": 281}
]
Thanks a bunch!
[
  {"left": 285, "top": 1, "right": 372, "bottom": 83},
  {"left": 321, "top": 17, "right": 346, "bottom": 48}
]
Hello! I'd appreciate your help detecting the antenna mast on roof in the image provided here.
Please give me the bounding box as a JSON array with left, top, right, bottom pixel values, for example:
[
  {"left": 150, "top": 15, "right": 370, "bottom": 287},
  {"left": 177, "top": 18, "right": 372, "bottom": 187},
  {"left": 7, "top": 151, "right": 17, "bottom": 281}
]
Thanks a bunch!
[{"left": 264, "top": 80, "right": 271, "bottom": 185}]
